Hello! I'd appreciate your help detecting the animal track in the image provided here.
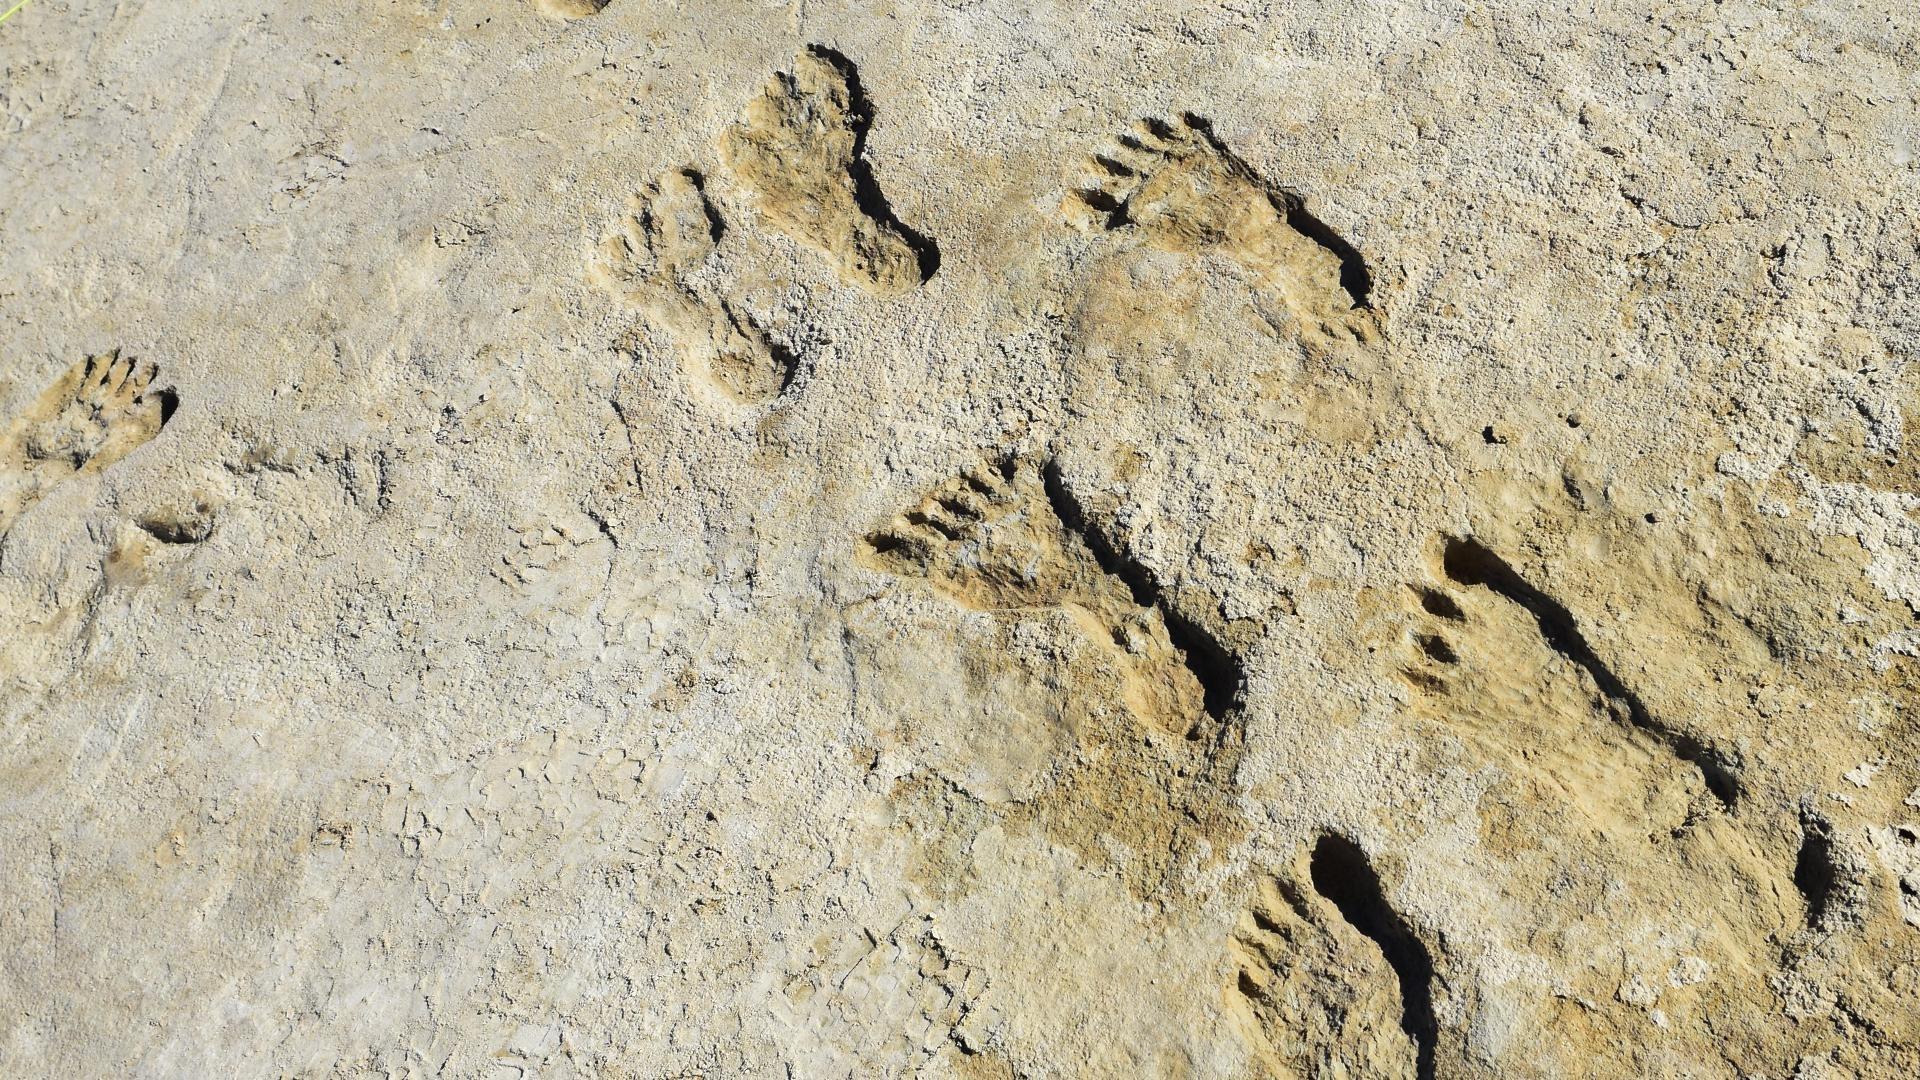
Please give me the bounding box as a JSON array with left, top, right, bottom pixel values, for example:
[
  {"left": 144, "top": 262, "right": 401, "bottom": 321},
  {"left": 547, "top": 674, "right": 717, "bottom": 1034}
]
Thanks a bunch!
[
  {"left": 718, "top": 47, "right": 935, "bottom": 297},
  {"left": 1227, "top": 835, "right": 1435, "bottom": 1079},
  {"left": 0, "top": 351, "right": 176, "bottom": 534},
  {"left": 1064, "top": 114, "right": 1375, "bottom": 344},
  {"left": 1402, "top": 535, "right": 1741, "bottom": 818},
  {"left": 492, "top": 510, "right": 615, "bottom": 608},
  {"left": 590, "top": 169, "right": 794, "bottom": 404},
  {"left": 854, "top": 455, "right": 1244, "bottom": 896}
]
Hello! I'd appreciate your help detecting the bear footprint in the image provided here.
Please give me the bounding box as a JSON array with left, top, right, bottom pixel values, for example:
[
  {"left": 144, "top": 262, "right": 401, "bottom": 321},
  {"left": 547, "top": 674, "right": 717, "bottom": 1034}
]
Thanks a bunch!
[
  {"left": 718, "top": 47, "right": 934, "bottom": 297},
  {"left": 1, "top": 350, "right": 176, "bottom": 534},
  {"left": 590, "top": 169, "right": 793, "bottom": 405},
  {"left": 1064, "top": 114, "right": 1375, "bottom": 344}
]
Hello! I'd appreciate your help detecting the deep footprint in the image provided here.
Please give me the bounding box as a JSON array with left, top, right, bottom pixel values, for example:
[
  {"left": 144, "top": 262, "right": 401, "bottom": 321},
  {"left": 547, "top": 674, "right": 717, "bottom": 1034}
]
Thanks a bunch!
[{"left": 1227, "top": 836, "right": 1433, "bottom": 1079}]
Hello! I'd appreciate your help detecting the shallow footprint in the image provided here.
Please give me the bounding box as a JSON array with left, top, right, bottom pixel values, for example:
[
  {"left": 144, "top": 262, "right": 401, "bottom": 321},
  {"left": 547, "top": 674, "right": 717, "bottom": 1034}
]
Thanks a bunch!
[
  {"left": 1064, "top": 114, "right": 1375, "bottom": 345},
  {"left": 590, "top": 169, "right": 793, "bottom": 405},
  {"left": 718, "top": 46, "right": 934, "bottom": 298},
  {"left": 0, "top": 350, "right": 176, "bottom": 533}
]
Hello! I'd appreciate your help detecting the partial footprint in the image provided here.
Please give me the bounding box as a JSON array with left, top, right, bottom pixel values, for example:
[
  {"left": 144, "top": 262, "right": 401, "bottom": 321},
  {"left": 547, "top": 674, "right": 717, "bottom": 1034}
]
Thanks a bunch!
[
  {"left": 1064, "top": 114, "right": 1375, "bottom": 344},
  {"left": 0, "top": 351, "right": 177, "bottom": 533},
  {"left": 853, "top": 455, "right": 1244, "bottom": 896},
  {"left": 718, "top": 46, "right": 934, "bottom": 297},
  {"left": 591, "top": 169, "right": 793, "bottom": 404},
  {"left": 1227, "top": 834, "right": 1436, "bottom": 1080}
]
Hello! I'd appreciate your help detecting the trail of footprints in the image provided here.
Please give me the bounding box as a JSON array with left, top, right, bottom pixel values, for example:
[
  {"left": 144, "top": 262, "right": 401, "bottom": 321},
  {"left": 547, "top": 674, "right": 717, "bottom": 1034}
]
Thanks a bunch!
[
  {"left": 5, "top": 38, "right": 1891, "bottom": 1076},
  {"left": 0, "top": 351, "right": 176, "bottom": 535},
  {"left": 1219, "top": 534, "right": 1780, "bottom": 1078},
  {"left": 855, "top": 458, "right": 1447, "bottom": 1072},
  {"left": 761, "top": 60, "right": 1855, "bottom": 1069},
  {"left": 854, "top": 465, "right": 1853, "bottom": 1072},
  {"left": 593, "top": 55, "right": 1369, "bottom": 407}
]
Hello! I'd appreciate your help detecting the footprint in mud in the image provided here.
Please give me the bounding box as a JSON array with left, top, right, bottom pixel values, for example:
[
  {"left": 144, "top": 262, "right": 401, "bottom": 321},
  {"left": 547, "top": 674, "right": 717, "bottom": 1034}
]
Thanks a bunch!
[
  {"left": 861, "top": 455, "right": 1240, "bottom": 736},
  {"left": 1063, "top": 114, "right": 1375, "bottom": 345},
  {"left": 0, "top": 351, "right": 177, "bottom": 534},
  {"left": 590, "top": 169, "right": 794, "bottom": 405},
  {"left": 718, "top": 46, "right": 936, "bottom": 297},
  {"left": 850, "top": 454, "right": 1244, "bottom": 897},
  {"left": 1382, "top": 534, "right": 1824, "bottom": 1072},
  {"left": 1227, "top": 834, "right": 1436, "bottom": 1080},
  {"left": 1398, "top": 534, "right": 1740, "bottom": 829}
]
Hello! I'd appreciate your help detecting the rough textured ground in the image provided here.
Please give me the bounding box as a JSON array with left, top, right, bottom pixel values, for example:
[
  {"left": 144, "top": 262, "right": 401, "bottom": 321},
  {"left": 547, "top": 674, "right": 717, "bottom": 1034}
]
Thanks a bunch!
[{"left": 2, "top": 1, "right": 1918, "bottom": 1076}]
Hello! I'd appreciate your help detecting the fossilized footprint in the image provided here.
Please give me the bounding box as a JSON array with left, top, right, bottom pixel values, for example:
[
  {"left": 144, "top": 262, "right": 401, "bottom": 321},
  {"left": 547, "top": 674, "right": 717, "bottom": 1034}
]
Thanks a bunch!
[
  {"left": 1227, "top": 835, "right": 1436, "bottom": 1080},
  {"left": 591, "top": 169, "right": 793, "bottom": 405},
  {"left": 854, "top": 455, "right": 1245, "bottom": 896},
  {"left": 1398, "top": 535, "right": 1740, "bottom": 828},
  {"left": 861, "top": 455, "right": 1232, "bottom": 739},
  {"left": 718, "top": 47, "right": 934, "bottom": 297},
  {"left": 1064, "top": 114, "right": 1375, "bottom": 344},
  {"left": 1388, "top": 535, "right": 1804, "bottom": 1068},
  {"left": 0, "top": 351, "right": 176, "bottom": 534}
]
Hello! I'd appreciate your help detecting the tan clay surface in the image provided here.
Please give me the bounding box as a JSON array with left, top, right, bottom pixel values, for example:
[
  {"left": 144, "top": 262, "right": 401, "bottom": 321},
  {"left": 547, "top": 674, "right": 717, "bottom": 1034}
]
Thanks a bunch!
[{"left": 1, "top": 2, "right": 1917, "bottom": 1076}]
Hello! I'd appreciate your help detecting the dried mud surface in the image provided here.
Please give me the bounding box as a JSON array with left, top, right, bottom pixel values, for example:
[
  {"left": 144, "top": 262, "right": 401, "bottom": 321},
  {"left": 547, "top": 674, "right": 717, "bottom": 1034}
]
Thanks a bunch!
[{"left": 2, "top": 2, "right": 1918, "bottom": 1077}]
